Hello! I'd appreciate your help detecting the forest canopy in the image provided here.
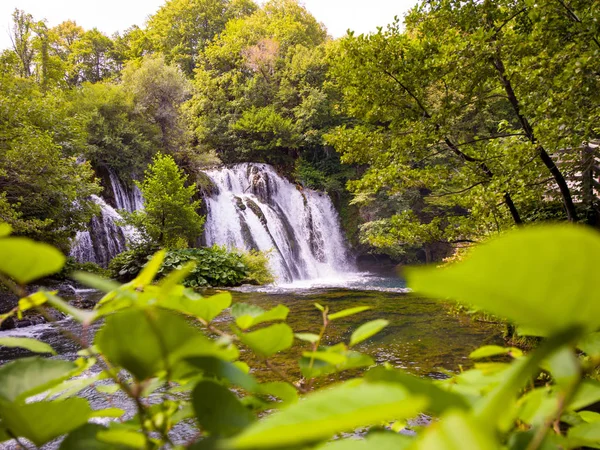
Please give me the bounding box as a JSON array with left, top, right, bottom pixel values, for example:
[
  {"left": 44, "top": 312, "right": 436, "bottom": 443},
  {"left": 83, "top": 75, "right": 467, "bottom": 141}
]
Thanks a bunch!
[{"left": 0, "top": 0, "right": 598, "bottom": 260}]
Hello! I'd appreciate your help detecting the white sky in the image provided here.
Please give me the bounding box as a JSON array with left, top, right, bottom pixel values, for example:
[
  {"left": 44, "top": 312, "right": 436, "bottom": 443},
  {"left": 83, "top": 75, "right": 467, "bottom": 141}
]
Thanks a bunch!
[{"left": 0, "top": 0, "right": 417, "bottom": 51}]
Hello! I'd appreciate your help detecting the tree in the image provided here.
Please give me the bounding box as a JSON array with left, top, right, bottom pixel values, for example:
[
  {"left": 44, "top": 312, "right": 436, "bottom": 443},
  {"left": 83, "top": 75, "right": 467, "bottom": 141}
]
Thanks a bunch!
[
  {"left": 0, "top": 73, "right": 100, "bottom": 250},
  {"left": 122, "top": 55, "right": 191, "bottom": 152},
  {"left": 71, "top": 82, "right": 161, "bottom": 179},
  {"left": 147, "top": 0, "right": 258, "bottom": 75},
  {"left": 125, "top": 154, "right": 204, "bottom": 247},
  {"left": 10, "top": 9, "right": 35, "bottom": 77}
]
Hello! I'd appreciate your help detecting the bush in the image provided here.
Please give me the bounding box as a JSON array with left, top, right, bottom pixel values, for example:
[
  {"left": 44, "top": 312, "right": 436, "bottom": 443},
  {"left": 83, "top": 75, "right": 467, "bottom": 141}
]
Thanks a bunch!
[
  {"left": 51, "top": 258, "right": 111, "bottom": 281},
  {"left": 108, "top": 243, "right": 160, "bottom": 282},
  {"left": 240, "top": 249, "right": 275, "bottom": 285},
  {"left": 158, "top": 246, "right": 249, "bottom": 288}
]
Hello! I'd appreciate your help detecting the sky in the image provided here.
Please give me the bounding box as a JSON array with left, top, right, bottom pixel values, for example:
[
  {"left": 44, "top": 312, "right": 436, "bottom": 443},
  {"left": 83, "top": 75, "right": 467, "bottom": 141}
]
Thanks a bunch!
[{"left": 0, "top": 0, "right": 417, "bottom": 51}]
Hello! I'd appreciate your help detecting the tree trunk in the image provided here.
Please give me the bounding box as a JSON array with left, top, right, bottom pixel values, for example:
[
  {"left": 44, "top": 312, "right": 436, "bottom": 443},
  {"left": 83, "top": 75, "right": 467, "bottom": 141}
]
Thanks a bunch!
[{"left": 492, "top": 56, "right": 578, "bottom": 222}]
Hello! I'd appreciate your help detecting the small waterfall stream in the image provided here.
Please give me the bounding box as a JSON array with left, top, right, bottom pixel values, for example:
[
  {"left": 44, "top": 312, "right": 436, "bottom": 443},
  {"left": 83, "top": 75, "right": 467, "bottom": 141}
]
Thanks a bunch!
[
  {"left": 70, "top": 171, "right": 142, "bottom": 267},
  {"left": 203, "top": 163, "right": 354, "bottom": 283}
]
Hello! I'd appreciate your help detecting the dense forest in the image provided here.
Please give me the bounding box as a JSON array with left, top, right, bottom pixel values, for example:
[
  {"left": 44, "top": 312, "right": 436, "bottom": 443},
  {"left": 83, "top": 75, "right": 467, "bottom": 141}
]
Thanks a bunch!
[{"left": 2, "top": 0, "right": 597, "bottom": 266}]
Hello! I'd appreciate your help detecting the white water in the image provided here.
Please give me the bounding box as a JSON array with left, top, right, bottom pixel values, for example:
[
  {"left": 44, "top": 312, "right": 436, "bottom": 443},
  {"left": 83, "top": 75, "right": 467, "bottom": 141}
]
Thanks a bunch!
[
  {"left": 70, "top": 171, "right": 142, "bottom": 267},
  {"left": 204, "top": 163, "right": 355, "bottom": 283}
]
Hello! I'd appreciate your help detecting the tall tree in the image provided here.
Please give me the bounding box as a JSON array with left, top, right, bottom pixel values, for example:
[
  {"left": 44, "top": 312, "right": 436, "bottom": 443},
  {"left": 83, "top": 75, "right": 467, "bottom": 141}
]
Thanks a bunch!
[
  {"left": 124, "top": 153, "right": 204, "bottom": 248},
  {"left": 147, "top": 0, "right": 258, "bottom": 76}
]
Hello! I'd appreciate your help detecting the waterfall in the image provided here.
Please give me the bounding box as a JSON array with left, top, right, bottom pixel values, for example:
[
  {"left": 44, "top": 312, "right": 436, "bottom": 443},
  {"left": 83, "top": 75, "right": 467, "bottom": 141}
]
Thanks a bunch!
[
  {"left": 70, "top": 172, "right": 142, "bottom": 267},
  {"left": 108, "top": 169, "right": 144, "bottom": 213},
  {"left": 203, "top": 163, "right": 354, "bottom": 283}
]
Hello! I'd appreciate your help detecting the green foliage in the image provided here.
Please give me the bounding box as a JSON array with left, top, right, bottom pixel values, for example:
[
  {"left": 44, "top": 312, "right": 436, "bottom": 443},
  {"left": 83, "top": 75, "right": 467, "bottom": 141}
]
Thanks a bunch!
[
  {"left": 240, "top": 249, "right": 275, "bottom": 285},
  {"left": 108, "top": 243, "right": 161, "bottom": 282},
  {"left": 0, "top": 223, "right": 600, "bottom": 449},
  {"left": 158, "top": 246, "right": 249, "bottom": 288},
  {"left": 124, "top": 153, "right": 205, "bottom": 248}
]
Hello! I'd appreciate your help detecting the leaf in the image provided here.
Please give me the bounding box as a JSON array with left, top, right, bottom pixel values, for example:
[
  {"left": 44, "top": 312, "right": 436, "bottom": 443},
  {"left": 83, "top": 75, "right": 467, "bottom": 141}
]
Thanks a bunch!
[
  {"left": 0, "top": 223, "right": 12, "bottom": 237},
  {"left": 235, "top": 305, "right": 289, "bottom": 330},
  {"left": 183, "top": 356, "right": 258, "bottom": 391},
  {"left": 317, "top": 432, "right": 412, "bottom": 450},
  {"left": 328, "top": 306, "right": 371, "bottom": 320},
  {"left": 44, "top": 292, "right": 97, "bottom": 324},
  {"left": 257, "top": 382, "right": 298, "bottom": 405},
  {"left": 96, "top": 428, "right": 146, "bottom": 449},
  {"left": 407, "top": 225, "right": 600, "bottom": 336},
  {"left": 0, "top": 337, "right": 55, "bottom": 355},
  {"left": 415, "top": 411, "right": 499, "bottom": 449},
  {"left": 294, "top": 333, "right": 320, "bottom": 343},
  {"left": 350, "top": 319, "right": 389, "bottom": 346},
  {"left": 0, "top": 357, "right": 77, "bottom": 402},
  {"left": 314, "top": 303, "right": 325, "bottom": 312},
  {"left": 365, "top": 366, "right": 469, "bottom": 415},
  {"left": 577, "top": 332, "right": 600, "bottom": 358},
  {"left": 568, "top": 422, "right": 600, "bottom": 448},
  {"left": 0, "top": 237, "right": 66, "bottom": 283},
  {"left": 469, "top": 346, "right": 523, "bottom": 360},
  {"left": 231, "top": 303, "right": 265, "bottom": 318},
  {"left": 569, "top": 380, "right": 600, "bottom": 410},
  {"left": 159, "top": 291, "right": 232, "bottom": 323},
  {"left": 299, "top": 344, "right": 374, "bottom": 379},
  {"left": 0, "top": 398, "right": 92, "bottom": 446},
  {"left": 133, "top": 250, "right": 165, "bottom": 287},
  {"left": 96, "top": 307, "right": 234, "bottom": 381},
  {"left": 72, "top": 272, "right": 120, "bottom": 293},
  {"left": 238, "top": 323, "right": 294, "bottom": 357},
  {"left": 17, "top": 291, "right": 47, "bottom": 311},
  {"left": 227, "top": 382, "right": 427, "bottom": 449},
  {"left": 192, "top": 380, "right": 255, "bottom": 437},
  {"left": 59, "top": 424, "right": 134, "bottom": 450}
]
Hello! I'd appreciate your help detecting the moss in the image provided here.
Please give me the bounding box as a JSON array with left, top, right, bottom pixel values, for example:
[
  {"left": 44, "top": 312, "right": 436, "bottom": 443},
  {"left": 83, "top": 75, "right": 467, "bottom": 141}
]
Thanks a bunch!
[{"left": 245, "top": 198, "right": 267, "bottom": 226}]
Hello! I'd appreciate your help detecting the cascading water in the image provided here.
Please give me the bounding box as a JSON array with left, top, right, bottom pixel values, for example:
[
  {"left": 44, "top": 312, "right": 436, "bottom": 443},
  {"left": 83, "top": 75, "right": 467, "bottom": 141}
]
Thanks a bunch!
[
  {"left": 203, "top": 163, "right": 354, "bottom": 283},
  {"left": 108, "top": 169, "right": 144, "bottom": 213},
  {"left": 70, "top": 173, "right": 142, "bottom": 267}
]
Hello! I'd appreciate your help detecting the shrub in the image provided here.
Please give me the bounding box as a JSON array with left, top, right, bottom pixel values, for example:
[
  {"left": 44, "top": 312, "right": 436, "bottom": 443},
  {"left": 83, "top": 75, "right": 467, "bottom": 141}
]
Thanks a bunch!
[
  {"left": 240, "top": 249, "right": 275, "bottom": 285},
  {"left": 108, "top": 243, "right": 160, "bottom": 282},
  {"left": 158, "top": 246, "right": 249, "bottom": 288}
]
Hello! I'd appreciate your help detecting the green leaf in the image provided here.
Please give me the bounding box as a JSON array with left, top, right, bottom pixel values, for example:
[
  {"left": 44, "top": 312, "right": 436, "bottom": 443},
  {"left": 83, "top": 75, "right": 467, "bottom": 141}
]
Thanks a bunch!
[
  {"left": 0, "top": 357, "right": 77, "bottom": 402},
  {"left": 569, "top": 380, "right": 600, "bottom": 410},
  {"left": 317, "top": 432, "right": 412, "bottom": 450},
  {"left": 0, "top": 398, "right": 92, "bottom": 446},
  {"left": 133, "top": 250, "right": 165, "bottom": 287},
  {"left": 96, "top": 428, "right": 146, "bottom": 449},
  {"left": 407, "top": 225, "right": 600, "bottom": 336},
  {"left": 231, "top": 303, "right": 265, "bottom": 318},
  {"left": 568, "top": 422, "right": 600, "bottom": 448},
  {"left": 44, "top": 292, "right": 97, "bottom": 324},
  {"left": 0, "top": 223, "right": 12, "bottom": 237},
  {"left": 328, "top": 306, "right": 371, "bottom": 320},
  {"left": 72, "top": 272, "right": 120, "bottom": 293},
  {"left": 0, "top": 337, "right": 55, "bottom": 355},
  {"left": 314, "top": 303, "right": 325, "bottom": 312},
  {"left": 577, "top": 332, "right": 600, "bottom": 358},
  {"left": 159, "top": 291, "right": 232, "bottom": 323},
  {"left": 192, "top": 380, "right": 255, "bottom": 437},
  {"left": 17, "top": 291, "right": 47, "bottom": 311},
  {"left": 238, "top": 323, "right": 294, "bottom": 357},
  {"left": 0, "top": 237, "right": 66, "bottom": 283},
  {"left": 183, "top": 356, "right": 258, "bottom": 391},
  {"left": 469, "top": 346, "right": 523, "bottom": 360},
  {"left": 294, "top": 333, "right": 320, "bottom": 343},
  {"left": 350, "top": 319, "right": 389, "bottom": 346},
  {"left": 96, "top": 307, "right": 234, "bottom": 381},
  {"left": 235, "top": 304, "right": 289, "bottom": 330},
  {"left": 59, "top": 424, "right": 134, "bottom": 450},
  {"left": 415, "top": 411, "right": 499, "bottom": 449},
  {"left": 227, "top": 382, "right": 427, "bottom": 449},
  {"left": 256, "top": 382, "right": 298, "bottom": 405},
  {"left": 299, "top": 344, "right": 374, "bottom": 379},
  {"left": 365, "top": 366, "right": 469, "bottom": 415}
]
